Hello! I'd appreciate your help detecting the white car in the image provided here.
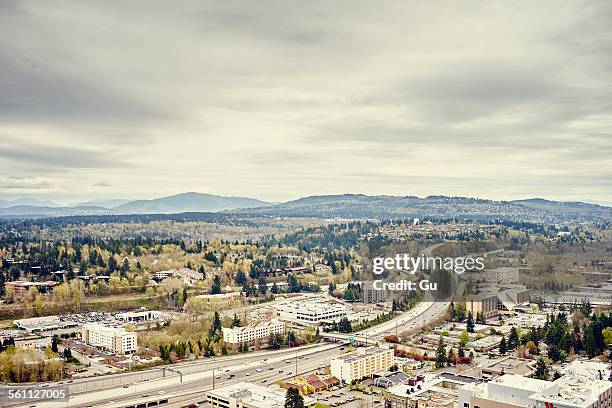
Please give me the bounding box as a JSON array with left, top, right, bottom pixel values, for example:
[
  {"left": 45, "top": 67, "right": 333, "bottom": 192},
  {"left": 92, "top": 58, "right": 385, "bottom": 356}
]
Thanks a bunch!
[{"left": 255, "top": 368, "right": 262, "bottom": 372}]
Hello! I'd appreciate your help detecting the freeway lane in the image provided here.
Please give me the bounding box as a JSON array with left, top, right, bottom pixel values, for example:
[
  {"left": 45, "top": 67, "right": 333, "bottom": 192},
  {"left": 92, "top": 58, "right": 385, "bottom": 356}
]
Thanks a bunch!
[{"left": 12, "top": 343, "right": 343, "bottom": 408}]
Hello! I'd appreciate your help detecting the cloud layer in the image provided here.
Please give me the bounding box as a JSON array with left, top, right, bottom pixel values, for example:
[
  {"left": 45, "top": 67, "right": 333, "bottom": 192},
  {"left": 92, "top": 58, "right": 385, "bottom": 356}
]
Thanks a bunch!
[{"left": 1, "top": 0, "right": 611, "bottom": 203}]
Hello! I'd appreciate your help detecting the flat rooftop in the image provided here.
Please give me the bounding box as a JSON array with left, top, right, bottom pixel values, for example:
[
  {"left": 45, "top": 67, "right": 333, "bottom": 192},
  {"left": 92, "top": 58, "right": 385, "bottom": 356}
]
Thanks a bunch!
[
  {"left": 335, "top": 347, "right": 390, "bottom": 363},
  {"left": 207, "top": 382, "right": 315, "bottom": 408},
  {"left": 530, "top": 374, "right": 611, "bottom": 408}
]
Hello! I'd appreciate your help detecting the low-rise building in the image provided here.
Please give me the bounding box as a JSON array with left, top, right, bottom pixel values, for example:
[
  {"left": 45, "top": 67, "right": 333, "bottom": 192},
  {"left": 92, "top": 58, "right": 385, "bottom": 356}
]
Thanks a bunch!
[
  {"left": 206, "top": 382, "right": 316, "bottom": 408},
  {"left": 81, "top": 323, "right": 137, "bottom": 354},
  {"left": 330, "top": 346, "right": 394, "bottom": 383},
  {"left": 529, "top": 373, "right": 611, "bottom": 408},
  {"left": 14, "top": 315, "right": 80, "bottom": 333},
  {"left": 388, "top": 376, "right": 472, "bottom": 408},
  {"left": 460, "top": 374, "right": 549, "bottom": 408},
  {"left": 116, "top": 309, "right": 164, "bottom": 323},
  {"left": 275, "top": 299, "right": 348, "bottom": 325},
  {"left": 5, "top": 281, "right": 57, "bottom": 296},
  {"left": 460, "top": 362, "right": 612, "bottom": 408},
  {"left": 222, "top": 319, "right": 285, "bottom": 344}
]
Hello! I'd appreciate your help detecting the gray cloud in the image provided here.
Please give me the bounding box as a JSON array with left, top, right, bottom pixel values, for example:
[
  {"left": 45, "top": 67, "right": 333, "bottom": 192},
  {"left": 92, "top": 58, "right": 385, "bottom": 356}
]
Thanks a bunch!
[{"left": 0, "top": 0, "right": 610, "bottom": 203}]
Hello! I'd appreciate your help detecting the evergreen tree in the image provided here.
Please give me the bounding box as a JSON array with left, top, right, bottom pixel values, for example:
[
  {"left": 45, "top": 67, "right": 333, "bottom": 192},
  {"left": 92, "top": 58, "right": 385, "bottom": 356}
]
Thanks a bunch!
[
  {"left": 499, "top": 335, "right": 507, "bottom": 354},
  {"left": 447, "top": 347, "right": 455, "bottom": 366},
  {"left": 258, "top": 276, "right": 268, "bottom": 296},
  {"left": 287, "top": 274, "right": 301, "bottom": 293},
  {"left": 211, "top": 275, "right": 222, "bottom": 294},
  {"left": 232, "top": 313, "right": 241, "bottom": 327},
  {"left": 547, "top": 345, "right": 561, "bottom": 362},
  {"left": 508, "top": 327, "right": 519, "bottom": 350},
  {"left": 235, "top": 270, "right": 247, "bottom": 285},
  {"left": 51, "top": 335, "right": 59, "bottom": 353},
  {"left": 210, "top": 311, "right": 222, "bottom": 336},
  {"left": 338, "top": 317, "right": 352, "bottom": 333},
  {"left": 466, "top": 312, "right": 475, "bottom": 333},
  {"left": 585, "top": 324, "right": 600, "bottom": 358},
  {"left": 284, "top": 387, "right": 304, "bottom": 408},
  {"left": 435, "top": 337, "right": 446, "bottom": 368},
  {"left": 534, "top": 358, "right": 548, "bottom": 380}
]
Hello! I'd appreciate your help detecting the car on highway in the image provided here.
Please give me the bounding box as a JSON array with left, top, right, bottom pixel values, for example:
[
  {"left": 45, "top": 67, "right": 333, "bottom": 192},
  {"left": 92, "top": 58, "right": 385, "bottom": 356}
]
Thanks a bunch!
[
  {"left": 255, "top": 368, "right": 262, "bottom": 372},
  {"left": 246, "top": 372, "right": 252, "bottom": 376}
]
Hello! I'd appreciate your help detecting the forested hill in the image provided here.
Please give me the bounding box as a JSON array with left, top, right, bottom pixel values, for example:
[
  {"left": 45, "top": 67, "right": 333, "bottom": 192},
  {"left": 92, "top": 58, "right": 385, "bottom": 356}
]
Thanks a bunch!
[
  {"left": 234, "top": 194, "right": 612, "bottom": 224},
  {"left": 0, "top": 193, "right": 609, "bottom": 224}
]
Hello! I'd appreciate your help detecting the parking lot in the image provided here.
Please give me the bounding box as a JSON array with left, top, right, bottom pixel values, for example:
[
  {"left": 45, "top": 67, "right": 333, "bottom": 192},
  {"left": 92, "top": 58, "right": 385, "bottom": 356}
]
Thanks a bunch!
[{"left": 316, "top": 385, "right": 385, "bottom": 407}]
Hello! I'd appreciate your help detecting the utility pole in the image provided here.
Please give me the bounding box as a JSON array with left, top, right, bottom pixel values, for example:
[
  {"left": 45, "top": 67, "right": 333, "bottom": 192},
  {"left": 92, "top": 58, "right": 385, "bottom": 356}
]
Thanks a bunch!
[
  {"left": 212, "top": 368, "right": 215, "bottom": 390},
  {"left": 295, "top": 349, "right": 298, "bottom": 377}
]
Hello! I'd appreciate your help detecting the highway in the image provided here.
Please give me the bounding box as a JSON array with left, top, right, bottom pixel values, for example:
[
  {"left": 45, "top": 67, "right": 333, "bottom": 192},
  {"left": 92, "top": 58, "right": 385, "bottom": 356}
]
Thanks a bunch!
[{"left": 8, "top": 343, "right": 343, "bottom": 408}]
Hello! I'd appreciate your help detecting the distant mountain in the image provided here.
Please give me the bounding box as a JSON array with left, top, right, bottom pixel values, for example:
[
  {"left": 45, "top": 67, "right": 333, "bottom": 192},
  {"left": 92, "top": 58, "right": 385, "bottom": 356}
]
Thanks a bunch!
[
  {"left": 111, "top": 192, "right": 270, "bottom": 214},
  {"left": 235, "top": 194, "right": 612, "bottom": 223},
  {"left": 75, "top": 198, "right": 132, "bottom": 208},
  {"left": 0, "top": 205, "right": 111, "bottom": 218},
  {"left": 0, "top": 197, "right": 60, "bottom": 208},
  {"left": 0, "top": 192, "right": 270, "bottom": 218}
]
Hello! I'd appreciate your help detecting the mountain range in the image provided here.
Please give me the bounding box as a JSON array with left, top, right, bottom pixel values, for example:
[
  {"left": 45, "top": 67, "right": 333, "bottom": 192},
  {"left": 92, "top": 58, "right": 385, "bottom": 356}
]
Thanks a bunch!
[
  {"left": 0, "top": 192, "right": 610, "bottom": 223},
  {"left": 0, "top": 192, "right": 271, "bottom": 218}
]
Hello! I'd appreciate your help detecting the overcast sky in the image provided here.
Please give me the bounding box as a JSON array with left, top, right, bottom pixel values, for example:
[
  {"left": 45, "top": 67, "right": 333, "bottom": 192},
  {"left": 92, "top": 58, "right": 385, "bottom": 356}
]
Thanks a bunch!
[{"left": 1, "top": 1, "right": 611, "bottom": 205}]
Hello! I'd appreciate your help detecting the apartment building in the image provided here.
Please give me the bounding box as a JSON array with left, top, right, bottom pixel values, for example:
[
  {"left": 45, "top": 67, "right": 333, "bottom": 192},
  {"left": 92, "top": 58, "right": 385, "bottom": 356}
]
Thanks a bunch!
[
  {"left": 331, "top": 346, "right": 394, "bottom": 383},
  {"left": 361, "top": 281, "right": 388, "bottom": 304},
  {"left": 222, "top": 319, "right": 285, "bottom": 344},
  {"left": 465, "top": 285, "right": 530, "bottom": 318},
  {"left": 81, "top": 323, "right": 137, "bottom": 354}
]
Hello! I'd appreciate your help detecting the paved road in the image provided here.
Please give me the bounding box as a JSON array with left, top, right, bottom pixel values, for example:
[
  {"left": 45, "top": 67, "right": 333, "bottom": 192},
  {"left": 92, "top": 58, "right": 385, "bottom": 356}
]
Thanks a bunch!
[{"left": 11, "top": 343, "right": 343, "bottom": 408}]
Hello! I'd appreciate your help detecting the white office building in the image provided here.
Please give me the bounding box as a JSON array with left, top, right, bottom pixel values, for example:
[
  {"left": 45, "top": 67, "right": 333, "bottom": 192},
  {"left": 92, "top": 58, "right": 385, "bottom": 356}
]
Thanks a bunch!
[
  {"left": 206, "top": 382, "right": 316, "bottom": 408},
  {"left": 459, "top": 361, "right": 612, "bottom": 408},
  {"left": 222, "top": 319, "right": 285, "bottom": 344},
  {"left": 275, "top": 299, "right": 348, "bottom": 325},
  {"left": 459, "top": 374, "right": 550, "bottom": 408},
  {"left": 82, "top": 323, "right": 137, "bottom": 354}
]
